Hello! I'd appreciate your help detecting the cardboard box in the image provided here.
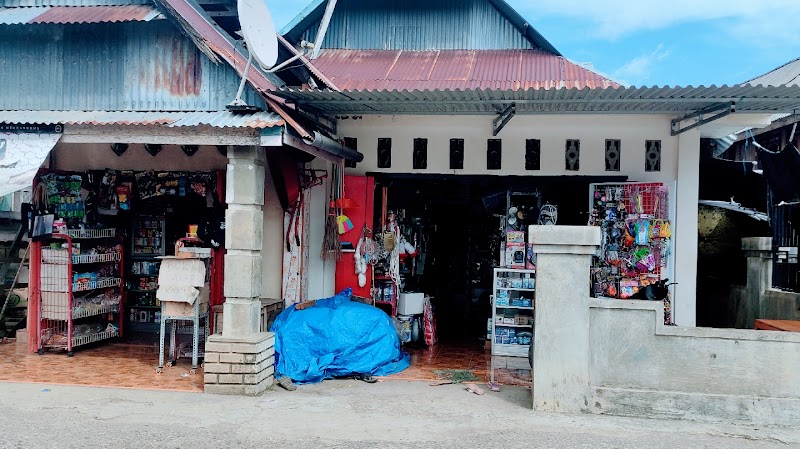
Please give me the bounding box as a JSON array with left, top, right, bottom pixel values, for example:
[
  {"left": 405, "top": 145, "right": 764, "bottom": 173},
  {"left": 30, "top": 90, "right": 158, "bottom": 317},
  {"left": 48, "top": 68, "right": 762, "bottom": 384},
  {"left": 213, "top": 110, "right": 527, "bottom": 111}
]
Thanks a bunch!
[
  {"left": 163, "top": 283, "right": 210, "bottom": 317},
  {"left": 505, "top": 243, "right": 526, "bottom": 268},
  {"left": 502, "top": 317, "right": 515, "bottom": 325},
  {"left": 506, "top": 231, "right": 526, "bottom": 243}
]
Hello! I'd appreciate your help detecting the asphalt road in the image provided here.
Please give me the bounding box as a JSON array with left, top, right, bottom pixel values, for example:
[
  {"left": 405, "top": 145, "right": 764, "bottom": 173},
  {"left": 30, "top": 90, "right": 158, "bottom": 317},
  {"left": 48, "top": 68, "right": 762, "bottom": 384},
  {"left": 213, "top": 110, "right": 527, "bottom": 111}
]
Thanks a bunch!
[{"left": 0, "top": 380, "right": 796, "bottom": 449}]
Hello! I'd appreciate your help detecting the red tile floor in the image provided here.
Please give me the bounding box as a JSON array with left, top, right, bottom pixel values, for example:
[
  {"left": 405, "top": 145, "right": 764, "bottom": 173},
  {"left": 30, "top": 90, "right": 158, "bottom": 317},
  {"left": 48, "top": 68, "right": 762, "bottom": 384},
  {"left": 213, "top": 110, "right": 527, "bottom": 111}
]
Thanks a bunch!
[
  {"left": 0, "top": 339, "right": 204, "bottom": 392},
  {"left": 0, "top": 338, "right": 529, "bottom": 392},
  {"left": 385, "top": 341, "right": 532, "bottom": 387}
]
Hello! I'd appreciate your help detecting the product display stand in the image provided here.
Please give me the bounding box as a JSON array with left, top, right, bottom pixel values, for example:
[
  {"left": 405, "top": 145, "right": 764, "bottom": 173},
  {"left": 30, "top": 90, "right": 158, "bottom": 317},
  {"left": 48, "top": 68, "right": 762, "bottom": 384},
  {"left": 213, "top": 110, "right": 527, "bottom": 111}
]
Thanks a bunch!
[
  {"left": 156, "top": 239, "right": 211, "bottom": 374},
  {"left": 36, "top": 229, "right": 124, "bottom": 355},
  {"left": 491, "top": 268, "right": 535, "bottom": 357}
]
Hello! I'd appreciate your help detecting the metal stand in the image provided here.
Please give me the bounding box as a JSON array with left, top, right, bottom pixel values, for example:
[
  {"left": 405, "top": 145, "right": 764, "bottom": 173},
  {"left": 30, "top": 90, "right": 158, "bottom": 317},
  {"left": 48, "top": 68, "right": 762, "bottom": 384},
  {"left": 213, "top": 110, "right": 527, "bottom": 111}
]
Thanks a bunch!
[{"left": 157, "top": 300, "right": 209, "bottom": 374}]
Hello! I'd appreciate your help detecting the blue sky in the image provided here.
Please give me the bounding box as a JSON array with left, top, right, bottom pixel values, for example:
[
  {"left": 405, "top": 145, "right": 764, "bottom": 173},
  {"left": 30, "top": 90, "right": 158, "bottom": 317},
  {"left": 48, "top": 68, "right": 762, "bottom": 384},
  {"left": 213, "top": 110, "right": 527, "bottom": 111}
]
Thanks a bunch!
[{"left": 265, "top": 0, "right": 800, "bottom": 87}]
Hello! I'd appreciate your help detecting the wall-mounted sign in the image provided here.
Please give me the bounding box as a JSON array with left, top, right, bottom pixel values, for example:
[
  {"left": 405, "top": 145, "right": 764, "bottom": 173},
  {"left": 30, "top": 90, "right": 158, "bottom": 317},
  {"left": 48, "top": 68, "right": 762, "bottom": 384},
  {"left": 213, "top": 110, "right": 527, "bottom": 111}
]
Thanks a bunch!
[{"left": 0, "top": 124, "right": 63, "bottom": 133}]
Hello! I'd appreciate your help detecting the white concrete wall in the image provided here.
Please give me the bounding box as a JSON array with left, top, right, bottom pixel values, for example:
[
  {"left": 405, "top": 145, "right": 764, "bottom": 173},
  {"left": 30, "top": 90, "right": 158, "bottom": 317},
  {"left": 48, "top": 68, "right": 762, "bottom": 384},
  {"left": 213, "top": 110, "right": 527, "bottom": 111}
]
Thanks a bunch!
[
  {"left": 338, "top": 114, "right": 679, "bottom": 181},
  {"left": 261, "top": 155, "right": 285, "bottom": 300},
  {"left": 305, "top": 158, "right": 336, "bottom": 301},
  {"left": 589, "top": 299, "right": 800, "bottom": 425},
  {"left": 50, "top": 143, "right": 228, "bottom": 172}
]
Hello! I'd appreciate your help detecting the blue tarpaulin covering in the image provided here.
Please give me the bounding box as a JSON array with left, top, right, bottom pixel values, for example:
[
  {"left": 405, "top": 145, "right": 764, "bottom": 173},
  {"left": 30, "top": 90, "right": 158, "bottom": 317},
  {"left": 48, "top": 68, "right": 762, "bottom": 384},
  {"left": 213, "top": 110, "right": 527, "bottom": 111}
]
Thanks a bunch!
[{"left": 271, "top": 289, "right": 410, "bottom": 384}]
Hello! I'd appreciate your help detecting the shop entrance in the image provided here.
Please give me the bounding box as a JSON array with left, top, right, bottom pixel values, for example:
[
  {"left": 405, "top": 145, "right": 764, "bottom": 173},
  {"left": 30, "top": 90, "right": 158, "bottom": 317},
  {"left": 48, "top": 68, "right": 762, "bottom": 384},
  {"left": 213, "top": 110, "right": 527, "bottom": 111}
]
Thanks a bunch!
[{"left": 373, "top": 174, "right": 623, "bottom": 384}]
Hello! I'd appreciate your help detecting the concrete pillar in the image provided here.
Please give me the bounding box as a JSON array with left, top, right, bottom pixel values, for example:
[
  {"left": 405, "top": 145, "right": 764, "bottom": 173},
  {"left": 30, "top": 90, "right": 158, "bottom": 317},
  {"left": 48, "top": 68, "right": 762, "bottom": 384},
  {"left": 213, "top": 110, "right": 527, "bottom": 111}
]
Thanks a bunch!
[
  {"left": 529, "top": 225, "right": 600, "bottom": 413},
  {"left": 205, "top": 145, "right": 274, "bottom": 396},
  {"left": 741, "top": 237, "right": 773, "bottom": 328},
  {"left": 674, "top": 129, "right": 700, "bottom": 327}
]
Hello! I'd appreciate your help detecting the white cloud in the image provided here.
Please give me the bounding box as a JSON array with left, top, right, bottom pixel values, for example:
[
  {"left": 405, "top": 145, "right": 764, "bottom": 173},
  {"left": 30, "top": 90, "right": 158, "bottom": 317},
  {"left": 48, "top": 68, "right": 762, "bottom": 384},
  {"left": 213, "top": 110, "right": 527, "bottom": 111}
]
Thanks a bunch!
[
  {"left": 519, "top": 0, "right": 800, "bottom": 43},
  {"left": 612, "top": 44, "right": 671, "bottom": 85}
]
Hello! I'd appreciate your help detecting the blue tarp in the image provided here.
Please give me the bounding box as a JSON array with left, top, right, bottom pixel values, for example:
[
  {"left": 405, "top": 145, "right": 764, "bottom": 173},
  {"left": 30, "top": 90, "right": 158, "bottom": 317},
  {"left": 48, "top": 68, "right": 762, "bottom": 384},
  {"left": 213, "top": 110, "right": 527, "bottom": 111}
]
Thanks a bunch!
[{"left": 271, "top": 289, "right": 410, "bottom": 384}]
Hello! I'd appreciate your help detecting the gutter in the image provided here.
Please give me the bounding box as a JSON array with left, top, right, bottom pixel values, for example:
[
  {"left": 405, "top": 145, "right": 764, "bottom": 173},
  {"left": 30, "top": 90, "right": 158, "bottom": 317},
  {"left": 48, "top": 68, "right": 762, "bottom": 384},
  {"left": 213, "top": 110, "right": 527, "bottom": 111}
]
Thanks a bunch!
[{"left": 282, "top": 129, "right": 363, "bottom": 163}]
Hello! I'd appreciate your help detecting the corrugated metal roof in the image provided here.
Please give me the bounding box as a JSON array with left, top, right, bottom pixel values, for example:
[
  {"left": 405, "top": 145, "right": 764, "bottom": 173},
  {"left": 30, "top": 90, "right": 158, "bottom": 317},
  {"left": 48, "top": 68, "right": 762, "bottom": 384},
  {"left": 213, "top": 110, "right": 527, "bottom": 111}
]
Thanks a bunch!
[
  {"left": 275, "top": 85, "right": 800, "bottom": 115},
  {"left": 0, "top": 22, "right": 266, "bottom": 112},
  {"left": 2, "top": 0, "right": 149, "bottom": 6},
  {"left": 0, "top": 5, "right": 162, "bottom": 24},
  {"left": 745, "top": 57, "right": 800, "bottom": 87},
  {"left": 283, "top": 0, "right": 559, "bottom": 53},
  {"left": 309, "top": 49, "right": 618, "bottom": 91},
  {"left": 16, "top": 5, "right": 162, "bottom": 24},
  {"left": 0, "top": 110, "right": 284, "bottom": 128}
]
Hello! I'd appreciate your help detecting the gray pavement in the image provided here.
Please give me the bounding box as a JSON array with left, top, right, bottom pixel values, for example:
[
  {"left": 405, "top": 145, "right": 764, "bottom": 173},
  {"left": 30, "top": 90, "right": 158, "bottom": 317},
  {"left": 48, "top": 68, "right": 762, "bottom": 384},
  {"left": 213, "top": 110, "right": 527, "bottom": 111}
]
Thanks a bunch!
[{"left": 0, "top": 380, "right": 797, "bottom": 449}]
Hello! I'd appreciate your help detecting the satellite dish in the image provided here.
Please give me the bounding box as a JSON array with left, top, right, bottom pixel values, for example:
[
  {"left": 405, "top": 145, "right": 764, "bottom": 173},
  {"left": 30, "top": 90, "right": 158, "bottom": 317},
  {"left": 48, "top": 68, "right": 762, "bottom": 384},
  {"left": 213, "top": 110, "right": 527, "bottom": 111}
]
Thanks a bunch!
[{"left": 237, "top": 0, "right": 278, "bottom": 69}]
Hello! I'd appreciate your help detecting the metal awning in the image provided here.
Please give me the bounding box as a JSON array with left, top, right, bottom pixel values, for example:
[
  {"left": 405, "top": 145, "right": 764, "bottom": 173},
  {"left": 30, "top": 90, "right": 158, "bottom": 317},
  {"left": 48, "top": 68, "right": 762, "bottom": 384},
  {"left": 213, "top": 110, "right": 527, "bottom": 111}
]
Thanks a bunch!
[
  {"left": 274, "top": 85, "right": 800, "bottom": 115},
  {"left": 0, "top": 131, "right": 61, "bottom": 198},
  {"left": 0, "top": 110, "right": 285, "bottom": 129}
]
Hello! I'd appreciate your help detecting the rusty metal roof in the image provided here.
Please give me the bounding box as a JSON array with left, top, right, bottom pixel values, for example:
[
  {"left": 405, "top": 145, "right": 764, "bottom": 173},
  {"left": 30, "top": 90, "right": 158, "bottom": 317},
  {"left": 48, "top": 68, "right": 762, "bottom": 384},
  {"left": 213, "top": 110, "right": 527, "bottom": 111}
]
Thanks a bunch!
[
  {"left": 0, "top": 110, "right": 284, "bottom": 128},
  {"left": 309, "top": 49, "right": 618, "bottom": 91},
  {"left": 0, "top": 5, "right": 163, "bottom": 24}
]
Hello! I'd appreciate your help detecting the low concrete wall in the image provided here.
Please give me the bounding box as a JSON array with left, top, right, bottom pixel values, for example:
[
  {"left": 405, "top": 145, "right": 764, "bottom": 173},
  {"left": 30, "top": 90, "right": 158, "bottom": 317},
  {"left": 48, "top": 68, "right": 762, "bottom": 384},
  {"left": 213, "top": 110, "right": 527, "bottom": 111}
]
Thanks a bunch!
[
  {"left": 589, "top": 299, "right": 800, "bottom": 425},
  {"left": 762, "top": 289, "right": 800, "bottom": 321}
]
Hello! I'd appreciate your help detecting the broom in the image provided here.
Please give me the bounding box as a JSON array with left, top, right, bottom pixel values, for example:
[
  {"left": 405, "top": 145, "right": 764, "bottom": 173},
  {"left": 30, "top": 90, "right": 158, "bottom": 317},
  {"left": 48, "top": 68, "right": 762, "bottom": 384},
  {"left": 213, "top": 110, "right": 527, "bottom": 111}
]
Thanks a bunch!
[{"left": 321, "top": 162, "right": 341, "bottom": 261}]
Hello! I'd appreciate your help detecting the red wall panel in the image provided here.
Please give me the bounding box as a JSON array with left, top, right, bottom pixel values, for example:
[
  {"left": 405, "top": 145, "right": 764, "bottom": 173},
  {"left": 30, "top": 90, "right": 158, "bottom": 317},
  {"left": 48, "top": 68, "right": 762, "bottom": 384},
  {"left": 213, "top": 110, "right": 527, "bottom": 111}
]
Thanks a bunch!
[{"left": 335, "top": 175, "right": 374, "bottom": 298}]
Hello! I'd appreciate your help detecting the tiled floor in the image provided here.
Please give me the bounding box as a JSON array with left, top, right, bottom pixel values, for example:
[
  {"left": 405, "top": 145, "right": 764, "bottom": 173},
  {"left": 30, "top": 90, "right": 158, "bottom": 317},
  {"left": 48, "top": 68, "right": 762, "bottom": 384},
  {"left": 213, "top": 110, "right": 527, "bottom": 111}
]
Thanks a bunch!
[
  {"left": 0, "top": 340, "right": 204, "bottom": 392},
  {"left": 385, "top": 341, "right": 532, "bottom": 387},
  {"left": 0, "top": 338, "right": 529, "bottom": 392}
]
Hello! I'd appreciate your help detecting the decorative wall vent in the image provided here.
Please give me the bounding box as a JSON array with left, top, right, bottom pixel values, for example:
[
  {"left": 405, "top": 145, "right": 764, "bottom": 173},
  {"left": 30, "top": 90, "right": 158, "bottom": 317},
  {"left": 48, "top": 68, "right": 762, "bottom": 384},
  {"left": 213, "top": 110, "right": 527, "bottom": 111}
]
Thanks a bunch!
[
  {"left": 344, "top": 137, "right": 358, "bottom": 168},
  {"left": 413, "top": 138, "right": 428, "bottom": 170},
  {"left": 144, "top": 143, "right": 162, "bottom": 157},
  {"left": 487, "top": 139, "right": 502, "bottom": 170},
  {"left": 377, "top": 138, "right": 392, "bottom": 168},
  {"left": 450, "top": 139, "right": 464, "bottom": 170},
  {"left": 525, "top": 139, "right": 541, "bottom": 170},
  {"left": 110, "top": 143, "right": 128, "bottom": 156},
  {"left": 605, "top": 139, "right": 621, "bottom": 171},
  {"left": 181, "top": 145, "right": 199, "bottom": 157},
  {"left": 565, "top": 139, "right": 580, "bottom": 171},
  {"left": 645, "top": 140, "right": 662, "bottom": 172}
]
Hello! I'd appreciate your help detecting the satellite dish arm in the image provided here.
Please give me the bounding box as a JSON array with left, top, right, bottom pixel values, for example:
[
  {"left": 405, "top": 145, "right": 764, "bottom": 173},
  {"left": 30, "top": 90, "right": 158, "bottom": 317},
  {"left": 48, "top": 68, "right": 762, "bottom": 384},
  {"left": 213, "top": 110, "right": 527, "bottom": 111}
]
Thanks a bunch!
[
  {"left": 311, "top": 0, "right": 337, "bottom": 59},
  {"left": 231, "top": 51, "right": 255, "bottom": 107}
]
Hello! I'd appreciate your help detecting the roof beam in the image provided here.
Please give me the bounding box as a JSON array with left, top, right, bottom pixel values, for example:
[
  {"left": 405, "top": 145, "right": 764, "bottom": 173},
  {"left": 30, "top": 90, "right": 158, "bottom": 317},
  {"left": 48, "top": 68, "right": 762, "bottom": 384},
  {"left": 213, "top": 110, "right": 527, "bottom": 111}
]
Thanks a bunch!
[{"left": 671, "top": 102, "right": 735, "bottom": 136}]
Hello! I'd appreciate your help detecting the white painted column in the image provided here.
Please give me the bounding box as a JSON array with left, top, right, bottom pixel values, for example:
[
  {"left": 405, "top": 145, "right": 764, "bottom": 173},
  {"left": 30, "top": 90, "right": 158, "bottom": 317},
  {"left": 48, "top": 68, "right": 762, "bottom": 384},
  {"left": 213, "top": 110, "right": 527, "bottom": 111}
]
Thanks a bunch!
[
  {"left": 673, "top": 129, "right": 700, "bottom": 327},
  {"left": 529, "top": 225, "right": 600, "bottom": 413}
]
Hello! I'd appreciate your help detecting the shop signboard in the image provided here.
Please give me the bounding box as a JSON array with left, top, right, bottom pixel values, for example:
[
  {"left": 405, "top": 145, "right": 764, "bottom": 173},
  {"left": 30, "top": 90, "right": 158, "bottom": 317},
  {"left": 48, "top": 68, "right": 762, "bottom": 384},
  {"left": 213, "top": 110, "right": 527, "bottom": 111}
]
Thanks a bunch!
[{"left": 0, "top": 123, "right": 62, "bottom": 134}]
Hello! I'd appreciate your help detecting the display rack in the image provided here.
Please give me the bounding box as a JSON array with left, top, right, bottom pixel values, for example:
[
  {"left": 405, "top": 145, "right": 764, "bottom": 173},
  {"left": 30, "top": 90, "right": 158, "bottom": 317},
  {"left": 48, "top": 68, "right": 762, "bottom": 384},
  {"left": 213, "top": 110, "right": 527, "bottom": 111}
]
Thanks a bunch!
[
  {"left": 36, "top": 231, "right": 124, "bottom": 355},
  {"left": 588, "top": 182, "right": 675, "bottom": 324},
  {"left": 373, "top": 276, "right": 398, "bottom": 316},
  {"left": 127, "top": 214, "right": 165, "bottom": 333},
  {"left": 491, "top": 268, "right": 535, "bottom": 357}
]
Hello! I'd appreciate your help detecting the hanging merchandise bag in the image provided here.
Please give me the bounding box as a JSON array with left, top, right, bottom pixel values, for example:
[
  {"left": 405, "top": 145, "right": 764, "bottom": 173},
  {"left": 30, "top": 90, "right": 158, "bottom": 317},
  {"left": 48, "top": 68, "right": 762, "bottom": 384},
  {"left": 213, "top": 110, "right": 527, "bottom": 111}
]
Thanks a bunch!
[
  {"left": 29, "top": 183, "right": 54, "bottom": 242},
  {"left": 659, "top": 221, "right": 672, "bottom": 239}
]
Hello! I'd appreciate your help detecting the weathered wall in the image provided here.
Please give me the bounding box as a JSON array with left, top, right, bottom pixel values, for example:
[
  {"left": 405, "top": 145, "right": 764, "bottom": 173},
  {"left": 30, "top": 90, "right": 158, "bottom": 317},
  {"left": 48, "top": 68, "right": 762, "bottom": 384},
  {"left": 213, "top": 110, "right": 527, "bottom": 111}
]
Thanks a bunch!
[
  {"left": 588, "top": 299, "right": 800, "bottom": 425},
  {"left": 51, "top": 142, "right": 228, "bottom": 172}
]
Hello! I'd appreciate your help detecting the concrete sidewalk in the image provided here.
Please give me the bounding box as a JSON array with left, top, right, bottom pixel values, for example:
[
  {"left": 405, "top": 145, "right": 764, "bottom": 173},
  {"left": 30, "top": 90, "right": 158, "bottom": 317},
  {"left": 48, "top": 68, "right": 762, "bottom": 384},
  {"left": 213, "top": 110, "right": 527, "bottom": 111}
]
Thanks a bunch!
[{"left": 0, "top": 380, "right": 796, "bottom": 448}]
